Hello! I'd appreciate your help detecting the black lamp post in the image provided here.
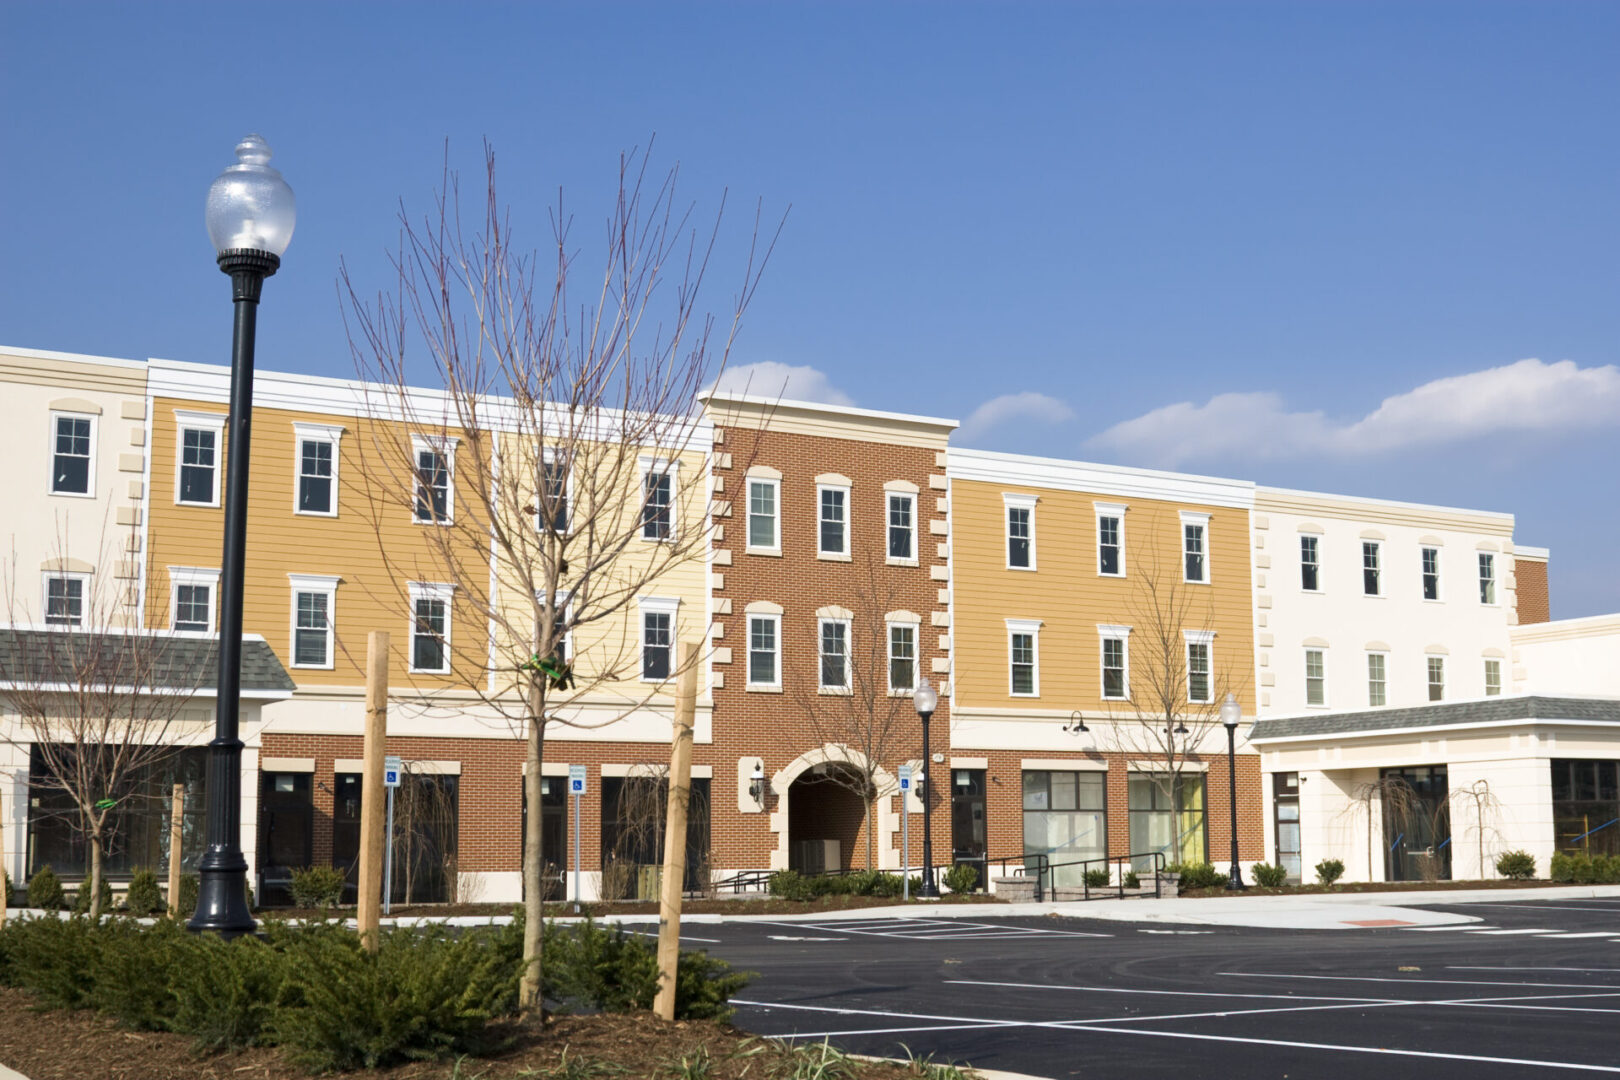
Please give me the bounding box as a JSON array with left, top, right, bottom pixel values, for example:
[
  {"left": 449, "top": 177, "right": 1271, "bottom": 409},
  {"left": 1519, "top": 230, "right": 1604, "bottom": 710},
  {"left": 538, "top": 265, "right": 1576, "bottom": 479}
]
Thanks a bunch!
[
  {"left": 189, "top": 134, "right": 296, "bottom": 936},
  {"left": 914, "top": 677, "right": 939, "bottom": 897},
  {"left": 1220, "top": 692, "right": 1246, "bottom": 891}
]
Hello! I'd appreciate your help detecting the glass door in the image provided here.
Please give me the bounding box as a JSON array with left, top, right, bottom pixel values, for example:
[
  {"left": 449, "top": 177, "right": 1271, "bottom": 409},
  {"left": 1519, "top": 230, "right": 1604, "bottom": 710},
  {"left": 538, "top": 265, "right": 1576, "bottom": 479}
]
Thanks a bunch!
[
  {"left": 1273, "top": 772, "right": 1301, "bottom": 882},
  {"left": 950, "top": 769, "right": 987, "bottom": 890}
]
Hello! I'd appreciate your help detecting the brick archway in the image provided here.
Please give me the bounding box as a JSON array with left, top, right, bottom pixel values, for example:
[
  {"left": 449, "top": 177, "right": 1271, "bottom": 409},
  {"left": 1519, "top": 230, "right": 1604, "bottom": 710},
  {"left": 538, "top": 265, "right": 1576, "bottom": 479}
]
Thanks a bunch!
[{"left": 768, "top": 745, "right": 900, "bottom": 871}]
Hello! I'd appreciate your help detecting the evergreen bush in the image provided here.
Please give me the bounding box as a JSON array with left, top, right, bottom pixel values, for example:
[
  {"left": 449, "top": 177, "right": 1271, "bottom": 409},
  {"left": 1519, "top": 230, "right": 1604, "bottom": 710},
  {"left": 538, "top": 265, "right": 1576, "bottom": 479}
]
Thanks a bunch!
[
  {"left": 1168, "top": 862, "right": 1224, "bottom": 890},
  {"left": 1123, "top": 870, "right": 1140, "bottom": 890},
  {"left": 125, "top": 867, "right": 165, "bottom": 917},
  {"left": 2, "top": 868, "right": 17, "bottom": 907},
  {"left": 1495, "top": 851, "right": 1536, "bottom": 880},
  {"left": 90, "top": 917, "right": 184, "bottom": 1030},
  {"left": 1251, "top": 862, "right": 1289, "bottom": 888},
  {"left": 27, "top": 865, "right": 65, "bottom": 911},
  {"left": 176, "top": 873, "right": 199, "bottom": 918},
  {"left": 2, "top": 914, "right": 99, "bottom": 1008},
  {"left": 1082, "top": 868, "right": 1111, "bottom": 888},
  {"left": 71, "top": 875, "right": 115, "bottom": 916},
  {"left": 170, "top": 928, "right": 290, "bottom": 1050},
  {"left": 942, "top": 863, "right": 979, "bottom": 894},
  {"left": 541, "top": 917, "right": 751, "bottom": 1021},
  {"left": 1314, "top": 858, "right": 1346, "bottom": 886},
  {"left": 288, "top": 865, "right": 347, "bottom": 908}
]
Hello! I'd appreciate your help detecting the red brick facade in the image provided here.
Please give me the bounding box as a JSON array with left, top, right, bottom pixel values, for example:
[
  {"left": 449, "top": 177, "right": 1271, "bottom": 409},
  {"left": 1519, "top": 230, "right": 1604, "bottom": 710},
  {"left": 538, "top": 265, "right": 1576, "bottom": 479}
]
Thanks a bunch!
[{"left": 1516, "top": 557, "right": 1550, "bottom": 624}]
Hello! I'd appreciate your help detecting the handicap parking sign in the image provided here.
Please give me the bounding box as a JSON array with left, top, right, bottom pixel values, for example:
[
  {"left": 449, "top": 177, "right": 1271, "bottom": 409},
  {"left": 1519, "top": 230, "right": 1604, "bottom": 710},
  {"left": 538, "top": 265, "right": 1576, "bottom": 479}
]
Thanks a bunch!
[
  {"left": 569, "top": 763, "right": 587, "bottom": 795},
  {"left": 898, "top": 765, "right": 912, "bottom": 792},
  {"left": 384, "top": 755, "right": 403, "bottom": 787}
]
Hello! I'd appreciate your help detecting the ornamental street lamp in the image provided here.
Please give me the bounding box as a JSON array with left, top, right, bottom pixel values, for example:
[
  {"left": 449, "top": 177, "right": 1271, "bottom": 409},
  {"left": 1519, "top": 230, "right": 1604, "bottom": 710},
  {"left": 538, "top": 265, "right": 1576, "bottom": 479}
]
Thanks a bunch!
[
  {"left": 189, "top": 134, "right": 295, "bottom": 936},
  {"left": 913, "top": 677, "right": 939, "bottom": 897},
  {"left": 1220, "top": 692, "right": 1246, "bottom": 892}
]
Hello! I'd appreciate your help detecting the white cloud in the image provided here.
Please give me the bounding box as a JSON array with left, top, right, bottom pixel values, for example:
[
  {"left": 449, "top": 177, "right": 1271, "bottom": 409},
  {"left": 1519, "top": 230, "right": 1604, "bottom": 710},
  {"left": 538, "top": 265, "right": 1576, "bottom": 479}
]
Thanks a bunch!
[
  {"left": 957, "top": 391, "right": 1076, "bottom": 444},
  {"left": 707, "top": 361, "right": 854, "bottom": 406},
  {"left": 1087, "top": 359, "right": 1620, "bottom": 468}
]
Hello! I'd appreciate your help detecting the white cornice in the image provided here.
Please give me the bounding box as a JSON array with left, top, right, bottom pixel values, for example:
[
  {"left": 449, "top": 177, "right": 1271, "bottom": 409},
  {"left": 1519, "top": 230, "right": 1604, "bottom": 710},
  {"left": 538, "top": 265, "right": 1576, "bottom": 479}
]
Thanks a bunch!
[
  {"left": 1514, "top": 545, "right": 1550, "bottom": 561},
  {"left": 1256, "top": 485, "right": 1513, "bottom": 535},
  {"left": 947, "top": 448, "right": 1255, "bottom": 509},
  {"left": 1512, "top": 613, "right": 1620, "bottom": 644},
  {"left": 0, "top": 344, "right": 146, "bottom": 370}
]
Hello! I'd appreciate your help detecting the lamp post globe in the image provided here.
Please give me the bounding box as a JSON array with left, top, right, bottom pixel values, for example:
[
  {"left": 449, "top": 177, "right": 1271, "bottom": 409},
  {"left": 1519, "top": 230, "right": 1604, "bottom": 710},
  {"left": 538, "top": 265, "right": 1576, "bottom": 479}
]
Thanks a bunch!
[
  {"left": 1220, "top": 692, "right": 1246, "bottom": 892},
  {"left": 913, "top": 678, "right": 939, "bottom": 897},
  {"left": 189, "top": 134, "right": 294, "bottom": 936}
]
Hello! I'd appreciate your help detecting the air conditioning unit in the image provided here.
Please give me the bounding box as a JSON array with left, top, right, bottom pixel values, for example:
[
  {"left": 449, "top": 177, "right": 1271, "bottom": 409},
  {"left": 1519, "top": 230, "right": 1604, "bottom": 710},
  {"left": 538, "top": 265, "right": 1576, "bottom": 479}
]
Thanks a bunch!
[{"left": 792, "top": 839, "right": 841, "bottom": 874}]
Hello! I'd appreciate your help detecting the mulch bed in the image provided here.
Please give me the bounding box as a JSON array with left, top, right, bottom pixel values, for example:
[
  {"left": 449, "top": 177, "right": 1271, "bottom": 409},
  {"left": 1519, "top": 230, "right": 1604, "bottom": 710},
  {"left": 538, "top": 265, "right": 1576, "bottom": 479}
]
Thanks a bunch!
[
  {"left": 1179, "top": 878, "right": 1580, "bottom": 898},
  {"left": 272, "top": 893, "right": 1001, "bottom": 921},
  {"left": 0, "top": 987, "right": 946, "bottom": 1079}
]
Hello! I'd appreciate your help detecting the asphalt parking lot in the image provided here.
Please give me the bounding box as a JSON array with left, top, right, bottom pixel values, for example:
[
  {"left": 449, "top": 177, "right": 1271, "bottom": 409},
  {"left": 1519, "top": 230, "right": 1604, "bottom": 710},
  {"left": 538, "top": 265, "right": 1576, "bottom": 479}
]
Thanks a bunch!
[{"left": 704, "top": 898, "right": 1620, "bottom": 1079}]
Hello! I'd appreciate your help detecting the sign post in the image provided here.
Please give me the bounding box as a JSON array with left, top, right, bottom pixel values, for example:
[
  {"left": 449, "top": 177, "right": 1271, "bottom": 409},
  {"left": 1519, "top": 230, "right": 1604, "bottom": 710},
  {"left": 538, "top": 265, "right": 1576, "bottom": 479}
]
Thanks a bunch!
[
  {"left": 568, "top": 764, "right": 587, "bottom": 912},
  {"left": 898, "top": 765, "right": 913, "bottom": 901},
  {"left": 382, "top": 755, "right": 402, "bottom": 915}
]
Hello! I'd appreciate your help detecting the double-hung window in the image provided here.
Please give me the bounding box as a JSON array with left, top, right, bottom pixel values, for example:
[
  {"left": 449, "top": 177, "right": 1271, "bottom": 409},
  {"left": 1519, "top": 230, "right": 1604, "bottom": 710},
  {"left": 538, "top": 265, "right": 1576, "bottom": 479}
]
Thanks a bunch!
[
  {"left": 1184, "top": 631, "right": 1214, "bottom": 704},
  {"left": 1427, "top": 655, "right": 1446, "bottom": 701},
  {"left": 408, "top": 583, "right": 453, "bottom": 673},
  {"left": 887, "top": 491, "right": 916, "bottom": 563},
  {"left": 539, "top": 450, "right": 570, "bottom": 533},
  {"left": 1007, "top": 619, "right": 1041, "bottom": 696},
  {"left": 1005, "top": 494, "right": 1036, "bottom": 569},
  {"left": 817, "top": 483, "right": 849, "bottom": 558},
  {"left": 747, "top": 612, "right": 780, "bottom": 689},
  {"left": 1096, "top": 504, "right": 1125, "bottom": 576},
  {"left": 888, "top": 621, "right": 917, "bottom": 692},
  {"left": 50, "top": 413, "right": 94, "bottom": 496},
  {"left": 1098, "top": 625, "right": 1130, "bottom": 700},
  {"left": 288, "top": 574, "right": 339, "bottom": 669},
  {"left": 169, "top": 567, "right": 220, "bottom": 632},
  {"left": 412, "top": 436, "right": 455, "bottom": 524},
  {"left": 293, "top": 423, "right": 342, "bottom": 516},
  {"left": 1367, "top": 653, "right": 1387, "bottom": 707},
  {"left": 1478, "top": 553, "right": 1497, "bottom": 605},
  {"left": 641, "top": 458, "right": 676, "bottom": 540},
  {"left": 1300, "top": 535, "right": 1320, "bottom": 591},
  {"left": 1421, "top": 546, "right": 1441, "bottom": 601},
  {"left": 175, "top": 411, "right": 226, "bottom": 506},
  {"left": 819, "top": 617, "right": 850, "bottom": 691},
  {"left": 639, "top": 597, "right": 678, "bottom": 681},
  {"left": 1362, "top": 541, "right": 1382, "bottom": 596},
  {"left": 1181, "top": 512, "right": 1210, "bottom": 583},
  {"left": 1484, "top": 657, "right": 1502, "bottom": 697},
  {"left": 1305, "top": 649, "right": 1326, "bottom": 707},
  {"left": 747, "top": 475, "right": 780, "bottom": 554},
  {"left": 43, "top": 573, "right": 88, "bottom": 627}
]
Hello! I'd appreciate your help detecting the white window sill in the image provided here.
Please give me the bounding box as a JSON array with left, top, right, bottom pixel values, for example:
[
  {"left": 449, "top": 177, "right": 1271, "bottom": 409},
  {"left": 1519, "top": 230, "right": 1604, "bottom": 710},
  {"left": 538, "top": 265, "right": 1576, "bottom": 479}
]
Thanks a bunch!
[
  {"left": 48, "top": 489, "right": 96, "bottom": 500},
  {"left": 640, "top": 535, "right": 675, "bottom": 544},
  {"left": 409, "top": 669, "right": 451, "bottom": 676},
  {"left": 1300, "top": 588, "right": 1322, "bottom": 595},
  {"left": 1422, "top": 598, "right": 1445, "bottom": 604},
  {"left": 291, "top": 662, "right": 336, "bottom": 671},
  {"left": 178, "top": 499, "right": 220, "bottom": 509},
  {"left": 887, "top": 688, "right": 916, "bottom": 698},
  {"left": 1097, "top": 571, "right": 1126, "bottom": 579},
  {"left": 746, "top": 684, "right": 783, "bottom": 694},
  {"left": 1007, "top": 564, "right": 1037, "bottom": 572},
  {"left": 1010, "top": 692, "right": 1040, "bottom": 699},
  {"left": 1183, "top": 578, "right": 1210, "bottom": 586},
  {"left": 295, "top": 509, "right": 339, "bottom": 519},
  {"left": 886, "top": 557, "right": 919, "bottom": 568},
  {"left": 1362, "top": 593, "right": 1385, "bottom": 599},
  {"left": 1101, "top": 695, "right": 1129, "bottom": 703},
  {"left": 818, "top": 686, "right": 853, "bottom": 696},
  {"left": 414, "top": 519, "right": 456, "bottom": 527},
  {"left": 817, "top": 551, "right": 852, "bottom": 562},
  {"left": 746, "top": 546, "right": 782, "bottom": 558}
]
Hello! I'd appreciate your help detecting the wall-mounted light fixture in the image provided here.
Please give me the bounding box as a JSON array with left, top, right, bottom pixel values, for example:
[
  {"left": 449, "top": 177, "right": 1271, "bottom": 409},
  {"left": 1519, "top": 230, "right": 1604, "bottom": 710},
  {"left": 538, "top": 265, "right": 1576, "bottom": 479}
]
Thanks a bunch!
[
  {"left": 1063, "top": 710, "right": 1089, "bottom": 735},
  {"left": 748, "top": 760, "right": 765, "bottom": 805}
]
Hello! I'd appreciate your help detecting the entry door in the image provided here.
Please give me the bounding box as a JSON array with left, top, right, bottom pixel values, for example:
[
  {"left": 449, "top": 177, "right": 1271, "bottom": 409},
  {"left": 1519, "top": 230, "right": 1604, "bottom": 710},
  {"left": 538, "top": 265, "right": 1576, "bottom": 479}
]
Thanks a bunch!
[
  {"left": 519, "top": 776, "right": 568, "bottom": 901},
  {"left": 1273, "top": 772, "right": 1301, "bottom": 882},
  {"left": 258, "top": 771, "right": 313, "bottom": 906},
  {"left": 331, "top": 773, "right": 363, "bottom": 903},
  {"left": 1383, "top": 766, "right": 1450, "bottom": 881},
  {"left": 950, "top": 769, "right": 987, "bottom": 889}
]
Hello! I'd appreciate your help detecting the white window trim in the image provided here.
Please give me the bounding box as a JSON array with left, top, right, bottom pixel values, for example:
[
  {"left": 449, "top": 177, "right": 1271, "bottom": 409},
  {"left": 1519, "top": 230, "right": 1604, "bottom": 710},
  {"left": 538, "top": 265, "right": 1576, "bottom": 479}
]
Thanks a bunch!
[
  {"left": 407, "top": 581, "right": 455, "bottom": 673},
  {"left": 816, "top": 483, "right": 852, "bottom": 560},
  {"left": 637, "top": 595, "right": 681, "bottom": 683},
  {"left": 745, "top": 476, "right": 782, "bottom": 556},
  {"left": 818, "top": 616, "right": 853, "bottom": 694},
  {"left": 1183, "top": 629, "right": 1215, "bottom": 704},
  {"left": 410, "top": 434, "right": 458, "bottom": 526},
  {"left": 1365, "top": 650, "right": 1390, "bottom": 708},
  {"left": 174, "top": 410, "right": 227, "bottom": 508},
  {"left": 886, "top": 617, "right": 922, "bottom": 696},
  {"left": 746, "top": 612, "right": 782, "bottom": 691},
  {"left": 1427, "top": 654, "right": 1447, "bottom": 700},
  {"left": 1483, "top": 656, "right": 1503, "bottom": 696},
  {"left": 1094, "top": 502, "right": 1127, "bottom": 577},
  {"left": 47, "top": 410, "right": 98, "bottom": 499},
  {"left": 1420, "top": 545, "right": 1444, "bottom": 603},
  {"left": 41, "top": 571, "right": 91, "bottom": 627},
  {"left": 292, "top": 422, "right": 344, "bottom": 518},
  {"left": 1180, "top": 510, "right": 1212, "bottom": 584},
  {"left": 639, "top": 455, "right": 680, "bottom": 542},
  {"left": 1362, "top": 539, "right": 1383, "bottom": 597},
  {"left": 1006, "top": 617, "right": 1042, "bottom": 698},
  {"left": 288, "top": 573, "right": 340, "bottom": 670},
  {"left": 168, "top": 566, "right": 221, "bottom": 633},
  {"left": 1299, "top": 532, "right": 1322, "bottom": 594},
  {"left": 1003, "top": 492, "right": 1038, "bottom": 571},
  {"left": 1303, "top": 647, "right": 1328, "bottom": 709},
  {"left": 537, "top": 446, "right": 573, "bottom": 536},
  {"left": 885, "top": 491, "right": 918, "bottom": 567},
  {"left": 1097, "top": 623, "right": 1131, "bottom": 701},
  {"left": 1478, "top": 552, "right": 1498, "bottom": 607}
]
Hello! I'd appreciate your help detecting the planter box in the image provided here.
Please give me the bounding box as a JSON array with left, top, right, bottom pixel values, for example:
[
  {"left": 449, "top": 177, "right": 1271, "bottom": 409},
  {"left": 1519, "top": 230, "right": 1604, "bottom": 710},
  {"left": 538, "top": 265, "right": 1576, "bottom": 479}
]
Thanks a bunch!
[{"left": 992, "top": 876, "right": 1035, "bottom": 903}]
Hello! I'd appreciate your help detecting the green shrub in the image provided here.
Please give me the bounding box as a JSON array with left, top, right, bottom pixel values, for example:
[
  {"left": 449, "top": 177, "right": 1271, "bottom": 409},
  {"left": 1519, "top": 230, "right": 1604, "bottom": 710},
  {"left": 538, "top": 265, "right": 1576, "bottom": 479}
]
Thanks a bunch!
[
  {"left": 2, "top": 914, "right": 99, "bottom": 1008},
  {"left": 541, "top": 918, "right": 750, "bottom": 1021},
  {"left": 1315, "top": 859, "right": 1345, "bottom": 886},
  {"left": 28, "top": 865, "right": 65, "bottom": 911},
  {"left": 1082, "top": 868, "right": 1111, "bottom": 889},
  {"left": 90, "top": 917, "right": 185, "bottom": 1030},
  {"left": 289, "top": 865, "right": 347, "bottom": 908},
  {"left": 1549, "top": 852, "right": 1576, "bottom": 882},
  {"left": 1251, "top": 862, "right": 1289, "bottom": 888},
  {"left": 943, "top": 863, "right": 980, "bottom": 894},
  {"left": 176, "top": 873, "right": 199, "bottom": 918},
  {"left": 1169, "top": 862, "right": 1224, "bottom": 890},
  {"left": 3, "top": 868, "right": 17, "bottom": 907},
  {"left": 1123, "top": 870, "right": 1140, "bottom": 889},
  {"left": 170, "top": 929, "right": 290, "bottom": 1051},
  {"left": 71, "top": 875, "right": 114, "bottom": 916},
  {"left": 1495, "top": 850, "right": 1536, "bottom": 880},
  {"left": 124, "top": 868, "right": 165, "bottom": 917},
  {"left": 767, "top": 870, "right": 810, "bottom": 900}
]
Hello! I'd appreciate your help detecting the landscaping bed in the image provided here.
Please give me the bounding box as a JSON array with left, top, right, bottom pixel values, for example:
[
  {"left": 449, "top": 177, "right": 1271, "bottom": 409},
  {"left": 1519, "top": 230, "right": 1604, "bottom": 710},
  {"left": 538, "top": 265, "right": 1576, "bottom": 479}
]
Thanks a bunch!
[
  {"left": 0, "top": 986, "right": 974, "bottom": 1079},
  {"left": 273, "top": 892, "right": 1002, "bottom": 921},
  {"left": 1178, "top": 877, "right": 1581, "bottom": 898}
]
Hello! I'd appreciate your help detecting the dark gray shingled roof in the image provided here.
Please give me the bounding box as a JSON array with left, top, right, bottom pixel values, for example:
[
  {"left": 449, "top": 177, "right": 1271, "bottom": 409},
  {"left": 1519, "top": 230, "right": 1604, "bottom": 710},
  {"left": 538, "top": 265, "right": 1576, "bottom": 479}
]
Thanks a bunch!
[
  {"left": 0, "top": 628, "right": 296, "bottom": 695},
  {"left": 1248, "top": 695, "right": 1620, "bottom": 742}
]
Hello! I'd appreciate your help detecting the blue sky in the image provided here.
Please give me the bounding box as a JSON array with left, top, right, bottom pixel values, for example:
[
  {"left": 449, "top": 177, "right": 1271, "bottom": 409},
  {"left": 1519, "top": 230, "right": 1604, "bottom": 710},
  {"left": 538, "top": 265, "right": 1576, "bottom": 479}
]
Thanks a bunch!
[{"left": 2, "top": 2, "right": 1616, "bottom": 615}]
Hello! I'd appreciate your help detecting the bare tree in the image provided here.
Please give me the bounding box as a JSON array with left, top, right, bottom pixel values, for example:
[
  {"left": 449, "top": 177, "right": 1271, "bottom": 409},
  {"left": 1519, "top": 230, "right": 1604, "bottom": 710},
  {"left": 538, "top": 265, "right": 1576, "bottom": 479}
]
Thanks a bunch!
[
  {"left": 1101, "top": 545, "right": 1245, "bottom": 865},
  {"left": 0, "top": 528, "right": 206, "bottom": 919},
  {"left": 1346, "top": 776, "right": 1425, "bottom": 883},
  {"left": 341, "top": 143, "right": 780, "bottom": 1011},
  {"left": 1450, "top": 779, "right": 1503, "bottom": 880},
  {"left": 790, "top": 556, "right": 917, "bottom": 870}
]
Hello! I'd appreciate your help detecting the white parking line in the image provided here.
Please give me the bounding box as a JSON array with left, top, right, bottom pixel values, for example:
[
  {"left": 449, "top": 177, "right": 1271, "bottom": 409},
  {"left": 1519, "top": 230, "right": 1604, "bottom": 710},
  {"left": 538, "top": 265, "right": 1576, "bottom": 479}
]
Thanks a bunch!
[
  {"left": 1459, "top": 902, "right": 1620, "bottom": 914},
  {"left": 948, "top": 979, "right": 1394, "bottom": 1003},
  {"left": 1531, "top": 933, "right": 1620, "bottom": 940},
  {"left": 1452, "top": 966, "right": 1620, "bottom": 972},
  {"left": 1469, "top": 928, "right": 1559, "bottom": 935},
  {"left": 622, "top": 929, "right": 721, "bottom": 943},
  {"left": 1219, "top": 971, "right": 1620, "bottom": 990},
  {"left": 1403, "top": 925, "right": 1497, "bottom": 932},
  {"left": 758, "top": 918, "right": 1110, "bottom": 940}
]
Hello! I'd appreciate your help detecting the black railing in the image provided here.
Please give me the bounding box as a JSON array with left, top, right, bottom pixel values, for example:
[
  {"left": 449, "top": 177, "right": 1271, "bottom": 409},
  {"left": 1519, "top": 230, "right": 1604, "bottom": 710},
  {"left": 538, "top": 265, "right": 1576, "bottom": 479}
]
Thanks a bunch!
[{"left": 711, "top": 851, "right": 1168, "bottom": 902}]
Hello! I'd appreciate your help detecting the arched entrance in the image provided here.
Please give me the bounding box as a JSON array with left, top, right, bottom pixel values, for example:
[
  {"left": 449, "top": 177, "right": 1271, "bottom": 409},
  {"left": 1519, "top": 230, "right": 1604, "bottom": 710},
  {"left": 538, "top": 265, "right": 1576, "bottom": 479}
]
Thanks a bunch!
[
  {"left": 788, "top": 764, "right": 868, "bottom": 872},
  {"left": 768, "top": 745, "right": 901, "bottom": 871}
]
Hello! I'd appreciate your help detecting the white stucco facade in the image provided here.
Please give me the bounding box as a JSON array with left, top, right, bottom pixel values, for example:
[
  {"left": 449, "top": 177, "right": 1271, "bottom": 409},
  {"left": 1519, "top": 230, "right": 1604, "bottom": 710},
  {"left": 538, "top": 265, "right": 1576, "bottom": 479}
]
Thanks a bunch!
[{"left": 1512, "top": 614, "right": 1620, "bottom": 697}]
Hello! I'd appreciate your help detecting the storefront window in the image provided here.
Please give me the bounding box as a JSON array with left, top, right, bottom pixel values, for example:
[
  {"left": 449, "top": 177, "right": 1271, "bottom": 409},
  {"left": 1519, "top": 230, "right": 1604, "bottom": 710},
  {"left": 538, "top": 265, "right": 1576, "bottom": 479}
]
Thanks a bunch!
[
  {"left": 1552, "top": 760, "right": 1620, "bottom": 857},
  {"left": 1022, "top": 770, "right": 1106, "bottom": 889},
  {"left": 1128, "top": 773, "right": 1206, "bottom": 870}
]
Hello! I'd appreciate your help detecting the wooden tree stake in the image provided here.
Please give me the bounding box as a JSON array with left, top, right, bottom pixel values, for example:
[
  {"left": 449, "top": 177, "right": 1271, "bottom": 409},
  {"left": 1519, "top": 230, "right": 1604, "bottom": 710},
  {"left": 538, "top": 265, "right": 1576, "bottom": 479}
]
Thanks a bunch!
[
  {"left": 167, "top": 783, "right": 184, "bottom": 917},
  {"left": 358, "top": 631, "right": 390, "bottom": 951},
  {"left": 654, "top": 642, "right": 699, "bottom": 1021}
]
